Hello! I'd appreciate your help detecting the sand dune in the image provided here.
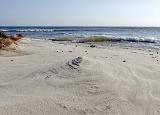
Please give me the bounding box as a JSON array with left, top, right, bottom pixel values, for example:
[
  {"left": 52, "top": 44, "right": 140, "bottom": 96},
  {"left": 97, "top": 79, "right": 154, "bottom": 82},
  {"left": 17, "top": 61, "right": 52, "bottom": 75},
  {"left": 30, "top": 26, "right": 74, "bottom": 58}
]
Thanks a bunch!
[{"left": 0, "top": 39, "right": 160, "bottom": 115}]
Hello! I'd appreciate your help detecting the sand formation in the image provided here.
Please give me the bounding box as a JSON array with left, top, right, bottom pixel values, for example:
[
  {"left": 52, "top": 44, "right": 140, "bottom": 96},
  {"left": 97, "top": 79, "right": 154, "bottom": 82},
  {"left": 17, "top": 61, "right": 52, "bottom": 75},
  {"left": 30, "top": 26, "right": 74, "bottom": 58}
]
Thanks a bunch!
[{"left": 0, "top": 32, "right": 23, "bottom": 49}]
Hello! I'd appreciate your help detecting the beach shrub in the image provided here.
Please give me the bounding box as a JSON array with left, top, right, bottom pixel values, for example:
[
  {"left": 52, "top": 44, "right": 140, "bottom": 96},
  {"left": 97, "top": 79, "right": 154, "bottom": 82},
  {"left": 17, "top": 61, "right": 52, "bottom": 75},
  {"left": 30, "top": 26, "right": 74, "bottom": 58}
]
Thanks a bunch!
[
  {"left": 0, "top": 38, "right": 14, "bottom": 49},
  {"left": 0, "top": 32, "right": 23, "bottom": 49},
  {"left": 0, "top": 32, "right": 8, "bottom": 38}
]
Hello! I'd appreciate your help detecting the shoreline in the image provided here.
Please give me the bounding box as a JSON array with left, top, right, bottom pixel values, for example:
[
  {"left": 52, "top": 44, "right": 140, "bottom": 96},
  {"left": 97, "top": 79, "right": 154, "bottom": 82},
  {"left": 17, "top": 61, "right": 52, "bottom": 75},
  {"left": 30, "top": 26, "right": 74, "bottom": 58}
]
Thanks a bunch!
[{"left": 0, "top": 38, "right": 160, "bottom": 115}]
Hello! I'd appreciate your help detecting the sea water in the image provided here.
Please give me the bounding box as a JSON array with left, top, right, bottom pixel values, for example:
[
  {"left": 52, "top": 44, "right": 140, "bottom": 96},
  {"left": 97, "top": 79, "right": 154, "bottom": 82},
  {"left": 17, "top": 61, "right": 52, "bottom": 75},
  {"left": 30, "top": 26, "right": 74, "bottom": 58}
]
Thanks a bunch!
[{"left": 0, "top": 26, "right": 160, "bottom": 49}]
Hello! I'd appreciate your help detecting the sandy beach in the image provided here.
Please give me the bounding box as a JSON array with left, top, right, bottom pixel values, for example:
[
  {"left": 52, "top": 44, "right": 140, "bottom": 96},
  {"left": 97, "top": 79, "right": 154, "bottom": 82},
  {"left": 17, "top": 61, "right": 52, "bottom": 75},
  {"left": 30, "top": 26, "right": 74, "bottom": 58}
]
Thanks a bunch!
[{"left": 0, "top": 38, "right": 160, "bottom": 115}]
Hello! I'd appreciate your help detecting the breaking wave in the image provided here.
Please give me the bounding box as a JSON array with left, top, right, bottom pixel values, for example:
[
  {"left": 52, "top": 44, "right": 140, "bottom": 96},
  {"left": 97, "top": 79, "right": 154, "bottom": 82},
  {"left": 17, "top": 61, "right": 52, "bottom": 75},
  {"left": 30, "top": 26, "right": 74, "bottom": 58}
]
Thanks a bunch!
[
  {"left": 51, "top": 36, "right": 158, "bottom": 44},
  {"left": 0, "top": 29, "right": 78, "bottom": 32},
  {"left": 0, "top": 27, "right": 160, "bottom": 44}
]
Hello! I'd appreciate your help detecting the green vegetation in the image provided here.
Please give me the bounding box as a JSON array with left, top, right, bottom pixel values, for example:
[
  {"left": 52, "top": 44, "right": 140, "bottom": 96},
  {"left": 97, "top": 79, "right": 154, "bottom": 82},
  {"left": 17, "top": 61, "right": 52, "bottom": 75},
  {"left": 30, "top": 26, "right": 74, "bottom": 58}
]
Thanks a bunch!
[
  {"left": 78, "top": 36, "right": 107, "bottom": 43},
  {"left": 51, "top": 37, "right": 72, "bottom": 41}
]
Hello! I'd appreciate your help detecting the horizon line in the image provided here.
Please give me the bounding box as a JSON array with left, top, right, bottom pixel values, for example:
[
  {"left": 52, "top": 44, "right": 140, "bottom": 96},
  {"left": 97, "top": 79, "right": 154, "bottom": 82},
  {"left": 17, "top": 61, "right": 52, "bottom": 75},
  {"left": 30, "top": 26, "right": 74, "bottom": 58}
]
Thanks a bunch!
[{"left": 1, "top": 25, "right": 160, "bottom": 28}]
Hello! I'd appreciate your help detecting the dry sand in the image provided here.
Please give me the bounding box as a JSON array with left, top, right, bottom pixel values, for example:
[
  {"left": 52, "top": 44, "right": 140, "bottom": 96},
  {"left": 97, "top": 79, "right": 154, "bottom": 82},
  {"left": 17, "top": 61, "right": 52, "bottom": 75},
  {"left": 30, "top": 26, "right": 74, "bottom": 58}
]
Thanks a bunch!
[{"left": 0, "top": 38, "right": 160, "bottom": 115}]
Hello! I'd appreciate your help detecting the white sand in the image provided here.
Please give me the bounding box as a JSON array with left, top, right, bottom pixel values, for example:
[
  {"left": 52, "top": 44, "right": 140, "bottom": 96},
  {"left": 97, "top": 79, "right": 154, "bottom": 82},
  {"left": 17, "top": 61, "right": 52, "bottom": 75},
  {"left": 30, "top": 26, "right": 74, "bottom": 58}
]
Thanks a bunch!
[{"left": 0, "top": 38, "right": 160, "bottom": 115}]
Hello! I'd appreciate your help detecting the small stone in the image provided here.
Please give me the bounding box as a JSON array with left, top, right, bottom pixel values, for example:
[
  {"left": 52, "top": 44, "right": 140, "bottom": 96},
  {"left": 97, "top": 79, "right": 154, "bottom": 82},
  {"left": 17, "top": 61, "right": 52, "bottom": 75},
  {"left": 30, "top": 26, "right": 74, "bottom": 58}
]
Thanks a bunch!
[
  {"left": 106, "top": 105, "right": 111, "bottom": 110},
  {"left": 90, "top": 44, "right": 96, "bottom": 48},
  {"left": 72, "top": 57, "right": 83, "bottom": 66},
  {"left": 62, "top": 105, "right": 67, "bottom": 109},
  {"left": 148, "top": 50, "right": 152, "bottom": 52},
  {"left": 123, "top": 60, "right": 126, "bottom": 62},
  {"left": 45, "top": 76, "right": 50, "bottom": 79}
]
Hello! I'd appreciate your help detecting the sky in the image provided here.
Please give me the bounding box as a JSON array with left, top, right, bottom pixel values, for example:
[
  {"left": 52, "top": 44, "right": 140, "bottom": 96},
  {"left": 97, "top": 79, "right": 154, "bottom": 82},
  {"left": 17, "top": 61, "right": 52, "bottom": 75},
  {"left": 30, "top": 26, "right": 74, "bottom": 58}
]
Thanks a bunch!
[{"left": 0, "top": 0, "right": 160, "bottom": 26}]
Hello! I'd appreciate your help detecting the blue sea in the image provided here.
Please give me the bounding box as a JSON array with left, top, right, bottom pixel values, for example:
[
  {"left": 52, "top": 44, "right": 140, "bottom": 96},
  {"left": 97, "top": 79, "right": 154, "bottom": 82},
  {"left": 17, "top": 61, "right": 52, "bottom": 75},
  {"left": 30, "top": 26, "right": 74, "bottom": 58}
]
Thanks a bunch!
[{"left": 1, "top": 26, "right": 160, "bottom": 48}]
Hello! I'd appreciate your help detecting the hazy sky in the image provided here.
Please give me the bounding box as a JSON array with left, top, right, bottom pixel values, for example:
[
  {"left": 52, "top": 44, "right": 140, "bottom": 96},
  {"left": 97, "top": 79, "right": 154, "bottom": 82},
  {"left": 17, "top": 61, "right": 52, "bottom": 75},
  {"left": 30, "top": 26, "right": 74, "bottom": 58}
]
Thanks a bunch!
[{"left": 0, "top": 0, "right": 160, "bottom": 26}]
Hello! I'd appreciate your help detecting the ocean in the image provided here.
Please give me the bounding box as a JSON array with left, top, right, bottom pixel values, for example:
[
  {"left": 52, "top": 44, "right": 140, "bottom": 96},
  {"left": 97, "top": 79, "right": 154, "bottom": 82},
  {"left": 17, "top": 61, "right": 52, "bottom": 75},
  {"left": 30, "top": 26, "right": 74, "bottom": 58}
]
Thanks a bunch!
[{"left": 0, "top": 26, "right": 160, "bottom": 48}]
